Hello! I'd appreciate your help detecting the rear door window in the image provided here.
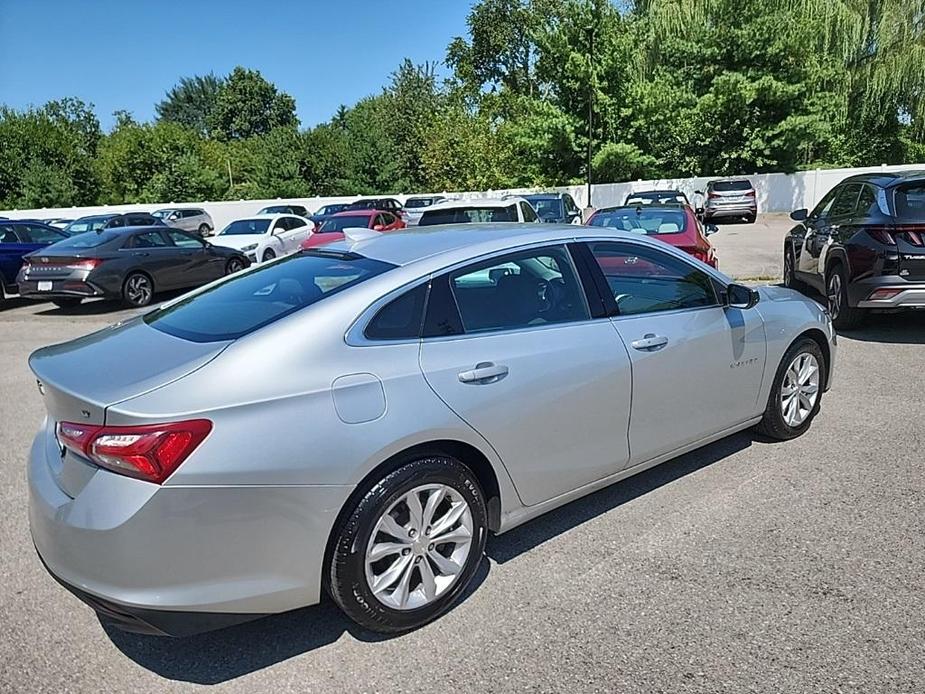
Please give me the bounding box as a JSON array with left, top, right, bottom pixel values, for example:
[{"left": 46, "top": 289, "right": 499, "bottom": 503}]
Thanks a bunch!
[
  {"left": 130, "top": 231, "right": 171, "bottom": 248},
  {"left": 446, "top": 246, "right": 589, "bottom": 333},
  {"left": 23, "top": 224, "right": 66, "bottom": 244},
  {"left": 146, "top": 252, "right": 395, "bottom": 342},
  {"left": 166, "top": 230, "right": 204, "bottom": 248}
]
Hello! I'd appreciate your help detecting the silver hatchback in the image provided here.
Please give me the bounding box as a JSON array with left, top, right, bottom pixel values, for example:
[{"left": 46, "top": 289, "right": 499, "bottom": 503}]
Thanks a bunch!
[{"left": 28, "top": 224, "right": 835, "bottom": 635}]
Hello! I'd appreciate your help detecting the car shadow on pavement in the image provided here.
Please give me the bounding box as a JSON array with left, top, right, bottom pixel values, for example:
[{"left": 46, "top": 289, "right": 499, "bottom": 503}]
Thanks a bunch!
[
  {"left": 838, "top": 311, "right": 925, "bottom": 344},
  {"left": 487, "top": 431, "right": 752, "bottom": 564},
  {"left": 102, "top": 433, "right": 751, "bottom": 684}
]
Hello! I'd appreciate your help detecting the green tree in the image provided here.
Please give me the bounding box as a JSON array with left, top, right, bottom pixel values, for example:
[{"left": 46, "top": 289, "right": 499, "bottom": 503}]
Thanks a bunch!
[
  {"left": 208, "top": 67, "right": 298, "bottom": 141},
  {"left": 155, "top": 73, "right": 224, "bottom": 136}
]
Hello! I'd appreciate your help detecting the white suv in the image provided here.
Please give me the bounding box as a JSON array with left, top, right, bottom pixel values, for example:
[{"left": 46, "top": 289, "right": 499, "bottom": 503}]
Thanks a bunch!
[{"left": 153, "top": 208, "right": 215, "bottom": 236}]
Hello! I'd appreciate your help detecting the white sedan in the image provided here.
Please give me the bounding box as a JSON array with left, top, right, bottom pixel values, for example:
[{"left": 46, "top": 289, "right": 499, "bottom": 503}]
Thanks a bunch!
[{"left": 211, "top": 214, "right": 312, "bottom": 264}]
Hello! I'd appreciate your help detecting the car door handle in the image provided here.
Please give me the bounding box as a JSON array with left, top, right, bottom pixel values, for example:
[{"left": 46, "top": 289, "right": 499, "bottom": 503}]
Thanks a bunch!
[
  {"left": 132, "top": 252, "right": 149, "bottom": 257},
  {"left": 631, "top": 334, "right": 669, "bottom": 351},
  {"left": 458, "top": 362, "right": 509, "bottom": 384}
]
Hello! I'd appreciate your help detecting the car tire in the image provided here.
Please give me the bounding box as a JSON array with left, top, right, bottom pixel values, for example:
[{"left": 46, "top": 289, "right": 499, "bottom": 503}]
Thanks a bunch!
[
  {"left": 198, "top": 224, "right": 210, "bottom": 236},
  {"left": 756, "top": 337, "right": 826, "bottom": 441},
  {"left": 262, "top": 249, "right": 276, "bottom": 263},
  {"left": 121, "top": 272, "right": 154, "bottom": 308},
  {"left": 746, "top": 213, "right": 757, "bottom": 224},
  {"left": 52, "top": 298, "right": 82, "bottom": 310},
  {"left": 328, "top": 456, "right": 488, "bottom": 633},
  {"left": 225, "top": 258, "right": 245, "bottom": 275},
  {"left": 783, "top": 246, "right": 807, "bottom": 292},
  {"left": 826, "top": 263, "right": 863, "bottom": 330}
]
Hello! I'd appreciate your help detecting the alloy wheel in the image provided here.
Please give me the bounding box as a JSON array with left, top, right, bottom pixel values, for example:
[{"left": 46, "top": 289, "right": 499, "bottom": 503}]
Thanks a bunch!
[
  {"left": 125, "top": 274, "right": 152, "bottom": 306},
  {"left": 227, "top": 259, "right": 244, "bottom": 275},
  {"left": 364, "top": 484, "right": 474, "bottom": 611},
  {"left": 780, "top": 352, "right": 820, "bottom": 427},
  {"left": 827, "top": 272, "right": 842, "bottom": 320}
]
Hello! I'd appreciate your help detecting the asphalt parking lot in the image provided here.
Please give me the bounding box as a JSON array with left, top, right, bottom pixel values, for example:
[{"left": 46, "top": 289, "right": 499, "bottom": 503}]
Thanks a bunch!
[{"left": 1, "top": 217, "right": 923, "bottom": 693}]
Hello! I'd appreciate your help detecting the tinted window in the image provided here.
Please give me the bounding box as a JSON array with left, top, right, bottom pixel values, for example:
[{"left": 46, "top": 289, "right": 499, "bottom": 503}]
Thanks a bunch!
[
  {"left": 448, "top": 246, "right": 589, "bottom": 333},
  {"left": 365, "top": 283, "right": 428, "bottom": 340},
  {"left": 810, "top": 187, "right": 840, "bottom": 220},
  {"left": 106, "top": 216, "right": 125, "bottom": 228},
  {"left": 167, "top": 230, "right": 204, "bottom": 248},
  {"left": 65, "top": 216, "right": 111, "bottom": 233},
  {"left": 320, "top": 215, "right": 373, "bottom": 232},
  {"left": 894, "top": 182, "right": 925, "bottom": 220},
  {"left": 711, "top": 180, "right": 752, "bottom": 192},
  {"left": 564, "top": 195, "right": 579, "bottom": 214},
  {"left": 52, "top": 231, "right": 120, "bottom": 249},
  {"left": 526, "top": 198, "right": 563, "bottom": 218},
  {"left": 0, "top": 226, "right": 20, "bottom": 244},
  {"left": 589, "top": 207, "right": 688, "bottom": 235},
  {"left": 182, "top": 210, "right": 201, "bottom": 218},
  {"left": 418, "top": 205, "right": 518, "bottom": 226},
  {"left": 23, "top": 225, "right": 66, "bottom": 244},
  {"left": 316, "top": 204, "right": 348, "bottom": 216},
  {"left": 856, "top": 185, "right": 879, "bottom": 217},
  {"left": 830, "top": 184, "right": 862, "bottom": 218},
  {"left": 146, "top": 252, "right": 394, "bottom": 342},
  {"left": 219, "top": 219, "right": 271, "bottom": 236},
  {"left": 405, "top": 197, "right": 438, "bottom": 208},
  {"left": 520, "top": 202, "right": 539, "bottom": 222},
  {"left": 130, "top": 231, "right": 170, "bottom": 248},
  {"left": 586, "top": 241, "right": 718, "bottom": 316}
]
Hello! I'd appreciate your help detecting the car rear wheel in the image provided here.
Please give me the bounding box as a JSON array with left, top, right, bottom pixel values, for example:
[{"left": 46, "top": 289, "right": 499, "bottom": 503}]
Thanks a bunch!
[
  {"left": 198, "top": 224, "right": 210, "bottom": 236},
  {"left": 328, "top": 456, "right": 488, "bottom": 633},
  {"left": 783, "top": 247, "right": 806, "bottom": 292},
  {"left": 122, "top": 272, "right": 154, "bottom": 308},
  {"left": 756, "top": 337, "right": 825, "bottom": 440},
  {"left": 746, "top": 213, "right": 757, "bottom": 224},
  {"left": 52, "top": 298, "right": 82, "bottom": 310},
  {"left": 262, "top": 249, "right": 276, "bottom": 263},
  {"left": 225, "top": 258, "right": 245, "bottom": 275},
  {"left": 826, "top": 264, "right": 863, "bottom": 330}
]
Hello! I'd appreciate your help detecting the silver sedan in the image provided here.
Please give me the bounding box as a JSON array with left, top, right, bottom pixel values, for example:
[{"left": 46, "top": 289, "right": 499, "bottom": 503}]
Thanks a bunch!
[{"left": 28, "top": 223, "right": 835, "bottom": 635}]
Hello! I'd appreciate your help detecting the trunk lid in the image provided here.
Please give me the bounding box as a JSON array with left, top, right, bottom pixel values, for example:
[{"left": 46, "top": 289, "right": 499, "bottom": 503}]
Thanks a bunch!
[
  {"left": 891, "top": 182, "right": 925, "bottom": 281},
  {"left": 29, "top": 318, "right": 230, "bottom": 497}
]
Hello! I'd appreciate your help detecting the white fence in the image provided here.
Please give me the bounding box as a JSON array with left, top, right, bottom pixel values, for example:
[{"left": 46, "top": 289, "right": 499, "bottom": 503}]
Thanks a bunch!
[{"left": 2, "top": 164, "right": 921, "bottom": 230}]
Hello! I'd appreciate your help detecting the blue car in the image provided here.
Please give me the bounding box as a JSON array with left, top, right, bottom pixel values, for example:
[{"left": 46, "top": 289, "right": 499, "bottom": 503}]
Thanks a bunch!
[{"left": 0, "top": 221, "right": 70, "bottom": 303}]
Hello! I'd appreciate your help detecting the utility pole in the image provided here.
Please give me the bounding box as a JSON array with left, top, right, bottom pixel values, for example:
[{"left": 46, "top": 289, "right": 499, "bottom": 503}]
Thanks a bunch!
[{"left": 585, "top": 24, "right": 595, "bottom": 210}]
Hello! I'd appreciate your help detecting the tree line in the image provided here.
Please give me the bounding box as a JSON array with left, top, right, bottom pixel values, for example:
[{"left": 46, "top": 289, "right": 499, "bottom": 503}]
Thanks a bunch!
[{"left": 2, "top": 0, "right": 924, "bottom": 210}]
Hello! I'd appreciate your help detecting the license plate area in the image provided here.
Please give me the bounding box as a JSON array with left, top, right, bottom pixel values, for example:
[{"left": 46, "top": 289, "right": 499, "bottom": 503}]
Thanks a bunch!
[{"left": 37, "top": 281, "right": 53, "bottom": 291}]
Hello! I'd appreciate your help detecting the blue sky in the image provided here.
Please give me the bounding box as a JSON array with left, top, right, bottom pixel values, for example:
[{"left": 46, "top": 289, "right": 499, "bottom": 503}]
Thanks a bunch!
[{"left": 0, "top": 0, "right": 474, "bottom": 130}]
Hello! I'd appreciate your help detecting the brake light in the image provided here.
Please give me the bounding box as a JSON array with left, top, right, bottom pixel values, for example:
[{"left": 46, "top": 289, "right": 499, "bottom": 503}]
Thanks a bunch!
[
  {"left": 868, "top": 288, "right": 903, "bottom": 301},
  {"left": 893, "top": 224, "right": 925, "bottom": 246},
  {"left": 745, "top": 190, "right": 756, "bottom": 197},
  {"left": 57, "top": 419, "right": 212, "bottom": 484},
  {"left": 69, "top": 258, "right": 104, "bottom": 271},
  {"left": 867, "top": 225, "right": 896, "bottom": 245}
]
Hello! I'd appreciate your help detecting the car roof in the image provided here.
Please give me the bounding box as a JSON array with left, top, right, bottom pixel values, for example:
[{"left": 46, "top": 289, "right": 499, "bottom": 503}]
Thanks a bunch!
[
  {"left": 316, "top": 222, "right": 647, "bottom": 268},
  {"left": 839, "top": 169, "right": 925, "bottom": 188},
  {"left": 330, "top": 209, "right": 378, "bottom": 217},
  {"left": 599, "top": 203, "right": 687, "bottom": 212},
  {"left": 630, "top": 189, "right": 684, "bottom": 195},
  {"left": 426, "top": 197, "right": 524, "bottom": 211},
  {"left": 707, "top": 178, "right": 753, "bottom": 185},
  {"left": 523, "top": 193, "right": 561, "bottom": 199}
]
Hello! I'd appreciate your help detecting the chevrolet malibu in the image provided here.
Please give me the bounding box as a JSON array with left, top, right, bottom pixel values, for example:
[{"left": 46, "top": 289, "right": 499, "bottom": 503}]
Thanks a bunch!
[{"left": 28, "top": 224, "right": 835, "bottom": 636}]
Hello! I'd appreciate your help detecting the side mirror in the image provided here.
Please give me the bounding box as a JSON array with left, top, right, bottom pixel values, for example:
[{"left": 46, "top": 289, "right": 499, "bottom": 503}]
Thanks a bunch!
[
  {"left": 705, "top": 223, "right": 719, "bottom": 236},
  {"left": 372, "top": 224, "right": 384, "bottom": 231},
  {"left": 168, "top": 213, "right": 180, "bottom": 221},
  {"left": 725, "top": 283, "right": 759, "bottom": 310},
  {"left": 790, "top": 208, "right": 808, "bottom": 222}
]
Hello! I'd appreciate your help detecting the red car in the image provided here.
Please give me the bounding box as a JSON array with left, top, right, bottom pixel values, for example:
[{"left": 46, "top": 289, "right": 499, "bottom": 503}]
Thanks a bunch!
[
  {"left": 301, "top": 210, "right": 406, "bottom": 250},
  {"left": 587, "top": 204, "right": 719, "bottom": 268}
]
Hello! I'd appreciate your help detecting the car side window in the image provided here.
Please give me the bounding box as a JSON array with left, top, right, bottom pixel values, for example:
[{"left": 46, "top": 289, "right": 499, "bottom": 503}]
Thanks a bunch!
[
  {"left": 585, "top": 241, "right": 718, "bottom": 316},
  {"left": 130, "top": 231, "right": 171, "bottom": 248},
  {"left": 447, "top": 245, "right": 589, "bottom": 333},
  {"left": 856, "top": 185, "right": 878, "bottom": 217},
  {"left": 24, "top": 224, "right": 65, "bottom": 244},
  {"left": 0, "top": 226, "right": 19, "bottom": 243},
  {"left": 272, "top": 218, "right": 288, "bottom": 232},
  {"left": 167, "top": 230, "right": 204, "bottom": 248},
  {"left": 830, "top": 183, "right": 863, "bottom": 219},
  {"left": 520, "top": 202, "right": 539, "bottom": 222},
  {"left": 365, "top": 282, "right": 429, "bottom": 340},
  {"left": 810, "top": 187, "right": 840, "bottom": 221},
  {"left": 565, "top": 195, "right": 578, "bottom": 215},
  {"left": 107, "top": 216, "right": 125, "bottom": 228}
]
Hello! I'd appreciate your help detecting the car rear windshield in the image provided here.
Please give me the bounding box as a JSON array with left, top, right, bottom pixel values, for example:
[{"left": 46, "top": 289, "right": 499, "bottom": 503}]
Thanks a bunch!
[
  {"left": 404, "top": 197, "right": 439, "bottom": 209},
  {"left": 219, "top": 219, "right": 271, "bottom": 236},
  {"left": 319, "top": 215, "right": 372, "bottom": 232},
  {"left": 145, "top": 251, "right": 395, "bottom": 342},
  {"left": 316, "top": 204, "right": 348, "bottom": 216},
  {"left": 589, "top": 208, "right": 687, "bottom": 235},
  {"left": 419, "top": 205, "right": 518, "bottom": 225},
  {"left": 711, "top": 180, "right": 752, "bottom": 192},
  {"left": 893, "top": 183, "right": 925, "bottom": 219},
  {"left": 50, "top": 231, "right": 121, "bottom": 248}
]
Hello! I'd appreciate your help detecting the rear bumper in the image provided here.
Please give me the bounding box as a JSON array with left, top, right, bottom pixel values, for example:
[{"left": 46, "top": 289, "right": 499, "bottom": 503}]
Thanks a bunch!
[
  {"left": 28, "top": 424, "right": 351, "bottom": 635},
  {"left": 16, "top": 278, "right": 109, "bottom": 300},
  {"left": 847, "top": 276, "right": 925, "bottom": 308},
  {"left": 704, "top": 203, "right": 757, "bottom": 218}
]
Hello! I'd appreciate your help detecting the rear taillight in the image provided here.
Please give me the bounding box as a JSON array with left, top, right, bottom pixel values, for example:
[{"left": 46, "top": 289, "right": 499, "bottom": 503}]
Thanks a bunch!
[
  {"left": 745, "top": 190, "right": 756, "bottom": 197},
  {"left": 708, "top": 192, "right": 720, "bottom": 199},
  {"left": 69, "top": 258, "right": 104, "bottom": 271},
  {"left": 894, "top": 224, "right": 925, "bottom": 246},
  {"left": 868, "top": 288, "right": 903, "bottom": 301},
  {"left": 866, "top": 225, "right": 897, "bottom": 245},
  {"left": 57, "top": 419, "right": 212, "bottom": 484}
]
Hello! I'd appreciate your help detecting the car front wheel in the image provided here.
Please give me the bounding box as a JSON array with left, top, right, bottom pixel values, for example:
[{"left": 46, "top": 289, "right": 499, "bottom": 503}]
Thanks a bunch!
[
  {"left": 225, "top": 258, "right": 245, "bottom": 275},
  {"left": 756, "top": 337, "right": 825, "bottom": 440},
  {"left": 262, "top": 249, "right": 276, "bottom": 263},
  {"left": 328, "top": 456, "right": 488, "bottom": 633}
]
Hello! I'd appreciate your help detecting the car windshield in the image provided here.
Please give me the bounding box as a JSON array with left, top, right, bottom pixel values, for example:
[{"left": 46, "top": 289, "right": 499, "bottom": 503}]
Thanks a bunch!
[
  {"left": 63, "top": 217, "right": 112, "bottom": 234},
  {"left": 712, "top": 180, "right": 752, "bottom": 192},
  {"left": 319, "top": 215, "right": 373, "bottom": 232},
  {"left": 589, "top": 208, "right": 687, "bottom": 235},
  {"left": 626, "top": 191, "right": 687, "bottom": 205},
  {"left": 526, "top": 198, "right": 564, "bottom": 218},
  {"left": 348, "top": 200, "right": 383, "bottom": 210},
  {"left": 145, "top": 252, "right": 395, "bottom": 342},
  {"left": 49, "top": 231, "right": 120, "bottom": 249},
  {"left": 151, "top": 210, "right": 172, "bottom": 218},
  {"left": 405, "top": 197, "right": 439, "bottom": 209},
  {"left": 316, "top": 204, "right": 348, "bottom": 216},
  {"left": 220, "top": 219, "right": 271, "bottom": 236},
  {"left": 419, "top": 205, "right": 518, "bottom": 225}
]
